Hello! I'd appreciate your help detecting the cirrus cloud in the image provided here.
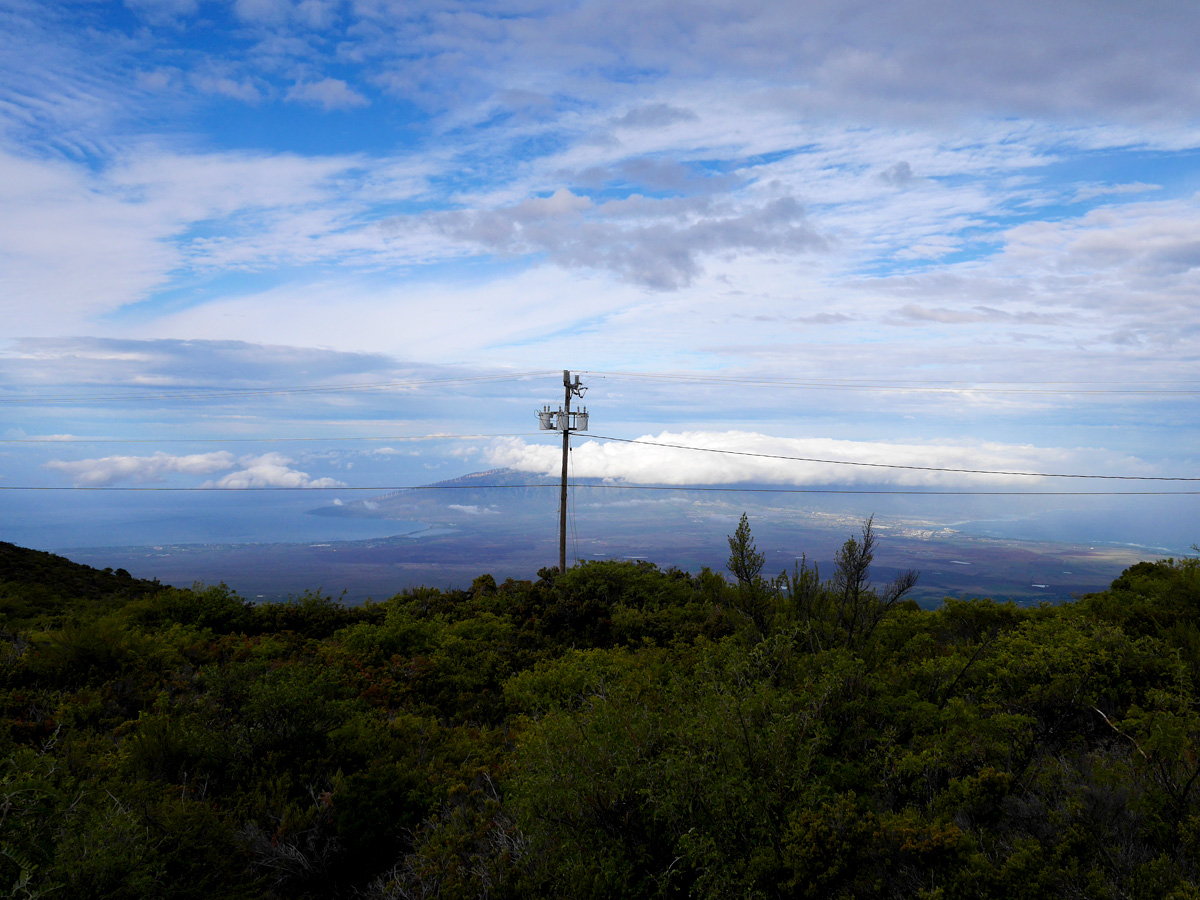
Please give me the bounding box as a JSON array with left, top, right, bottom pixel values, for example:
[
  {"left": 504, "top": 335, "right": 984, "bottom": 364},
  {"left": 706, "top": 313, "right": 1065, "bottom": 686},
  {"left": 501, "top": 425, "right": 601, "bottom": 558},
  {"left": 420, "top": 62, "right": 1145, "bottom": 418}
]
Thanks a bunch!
[{"left": 285, "top": 78, "right": 370, "bottom": 112}]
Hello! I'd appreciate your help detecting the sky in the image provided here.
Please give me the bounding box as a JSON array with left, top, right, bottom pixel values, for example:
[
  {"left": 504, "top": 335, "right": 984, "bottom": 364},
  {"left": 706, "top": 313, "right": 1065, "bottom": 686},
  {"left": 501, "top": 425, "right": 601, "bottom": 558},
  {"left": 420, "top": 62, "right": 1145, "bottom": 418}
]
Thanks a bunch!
[{"left": 1, "top": 0, "right": 1198, "bottom": 552}]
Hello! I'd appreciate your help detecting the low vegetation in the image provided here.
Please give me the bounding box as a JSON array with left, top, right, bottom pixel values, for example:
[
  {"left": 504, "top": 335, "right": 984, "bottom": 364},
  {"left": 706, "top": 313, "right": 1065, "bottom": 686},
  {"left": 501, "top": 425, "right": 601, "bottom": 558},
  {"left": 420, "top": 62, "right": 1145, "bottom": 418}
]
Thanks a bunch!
[{"left": 2, "top": 518, "right": 1199, "bottom": 899}]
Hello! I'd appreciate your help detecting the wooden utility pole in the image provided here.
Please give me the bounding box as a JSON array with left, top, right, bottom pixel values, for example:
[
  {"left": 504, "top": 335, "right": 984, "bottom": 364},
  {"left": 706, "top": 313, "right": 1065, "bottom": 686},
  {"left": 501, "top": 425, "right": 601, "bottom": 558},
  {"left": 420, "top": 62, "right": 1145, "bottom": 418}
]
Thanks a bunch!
[
  {"left": 537, "top": 370, "right": 589, "bottom": 573},
  {"left": 560, "top": 370, "right": 571, "bottom": 574}
]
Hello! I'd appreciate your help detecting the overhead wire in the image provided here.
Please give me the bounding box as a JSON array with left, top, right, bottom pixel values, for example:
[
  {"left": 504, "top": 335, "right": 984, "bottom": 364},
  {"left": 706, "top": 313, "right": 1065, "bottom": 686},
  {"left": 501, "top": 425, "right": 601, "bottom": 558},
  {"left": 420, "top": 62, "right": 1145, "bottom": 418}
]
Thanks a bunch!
[
  {"left": 6, "top": 430, "right": 1195, "bottom": 481},
  {"left": 0, "top": 484, "right": 1196, "bottom": 495},
  {"left": 4, "top": 368, "right": 1199, "bottom": 405},
  {"left": 3, "top": 371, "right": 1197, "bottom": 490},
  {"left": 584, "top": 434, "right": 1200, "bottom": 482},
  {"left": 0, "top": 433, "right": 541, "bottom": 444},
  {"left": 0, "top": 371, "right": 558, "bottom": 404},
  {"left": 3, "top": 431, "right": 1198, "bottom": 486},
  {"left": 580, "top": 370, "right": 1200, "bottom": 395}
]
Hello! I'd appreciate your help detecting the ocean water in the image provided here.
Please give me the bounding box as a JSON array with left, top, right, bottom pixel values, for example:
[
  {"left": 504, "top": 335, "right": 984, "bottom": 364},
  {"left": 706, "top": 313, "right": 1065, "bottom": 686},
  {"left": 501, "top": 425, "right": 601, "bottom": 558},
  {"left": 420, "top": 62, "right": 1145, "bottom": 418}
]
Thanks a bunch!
[
  {"left": 932, "top": 498, "right": 1193, "bottom": 556},
  {"left": 2, "top": 485, "right": 1195, "bottom": 558},
  {"left": 1, "top": 491, "right": 420, "bottom": 551}
]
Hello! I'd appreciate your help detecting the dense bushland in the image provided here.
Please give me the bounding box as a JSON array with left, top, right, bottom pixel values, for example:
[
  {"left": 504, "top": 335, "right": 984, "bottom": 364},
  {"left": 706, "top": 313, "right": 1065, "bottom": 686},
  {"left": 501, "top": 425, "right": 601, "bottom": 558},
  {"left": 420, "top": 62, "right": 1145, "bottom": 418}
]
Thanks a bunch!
[{"left": 2, "top": 524, "right": 1199, "bottom": 899}]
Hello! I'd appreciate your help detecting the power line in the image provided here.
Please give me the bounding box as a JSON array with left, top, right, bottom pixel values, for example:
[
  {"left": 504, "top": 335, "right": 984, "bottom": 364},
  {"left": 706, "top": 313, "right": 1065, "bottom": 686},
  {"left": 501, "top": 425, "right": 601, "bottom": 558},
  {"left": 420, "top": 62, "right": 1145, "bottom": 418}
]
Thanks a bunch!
[
  {"left": 590, "top": 370, "right": 1200, "bottom": 384},
  {"left": 0, "top": 433, "right": 540, "bottom": 444},
  {"left": 5, "top": 369, "right": 1199, "bottom": 405},
  {"left": 5, "top": 427, "right": 1195, "bottom": 481},
  {"left": 581, "top": 370, "right": 1200, "bottom": 395},
  {"left": 7, "top": 430, "right": 1197, "bottom": 481},
  {"left": 0, "top": 371, "right": 557, "bottom": 404},
  {"left": 0, "top": 484, "right": 1196, "bottom": 496},
  {"left": 586, "top": 434, "right": 1200, "bottom": 482}
]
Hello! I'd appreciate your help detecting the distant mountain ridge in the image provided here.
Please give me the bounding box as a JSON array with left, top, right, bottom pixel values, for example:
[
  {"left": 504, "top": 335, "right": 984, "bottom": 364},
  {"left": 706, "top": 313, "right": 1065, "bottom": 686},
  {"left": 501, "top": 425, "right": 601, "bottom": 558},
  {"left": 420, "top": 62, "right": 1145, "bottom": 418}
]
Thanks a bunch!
[{"left": 314, "top": 467, "right": 615, "bottom": 522}]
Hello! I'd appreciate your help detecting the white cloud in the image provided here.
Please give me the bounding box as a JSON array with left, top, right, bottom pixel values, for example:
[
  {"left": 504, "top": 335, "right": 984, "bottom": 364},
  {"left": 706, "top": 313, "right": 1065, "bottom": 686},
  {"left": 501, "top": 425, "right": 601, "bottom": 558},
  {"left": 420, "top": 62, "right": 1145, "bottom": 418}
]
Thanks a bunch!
[
  {"left": 0, "top": 146, "right": 416, "bottom": 332},
  {"left": 430, "top": 190, "right": 825, "bottom": 289},
  {"left": 2, "top": 429, "right": 81, "bottom": 441},
  {"left": 0, "top": 152, "right": 181, "bottom": 331},
  {"left": 232, "top": 0, "right": 290, "bottom": 24},
  {"left": 203, "top": 453, "right": 346, "bottom": 488},
  {"left": 232, "top": 0, "right": 337, "bottom": 27},
  {"left": 613, "top": 104, "right": 699, "bottom": 129},
  {"left": 136, "top": 265, "right": 638, "bottom": 361},
  {"left": 42, "top": 449, "right": 346, "bottom": 489},
  {"left": 286, "top": 78, "right": 369, "bottom": 111},
  {"left": 879, "top": 161, "right": 914, "bottom": 186},
  {"left": 192, "top": 73, "right": 263, "bottom": 103},
  {"left": 45, "top": 451, "right": 236, "bottom": 486},
  {"left": 885, "top": 304, "right": 1073, "bottom": 327},
  {"left": 485, "top": 432, "right": 1152, "bottom": 489},
  {"left": 1071, "top": 182, "right": 1161, "bottom": 203},
  {"left": 0, "top": 336, "right": 403, "bottom": 392},
  {"left": 324, "top": 0, "right": 1200, "bottom": 128},
  {"left": 447, "top": 504, "right": 498, "bottom": 515},
  {"left": 124, "top": 0, "right": 199, "bottom": 22}
]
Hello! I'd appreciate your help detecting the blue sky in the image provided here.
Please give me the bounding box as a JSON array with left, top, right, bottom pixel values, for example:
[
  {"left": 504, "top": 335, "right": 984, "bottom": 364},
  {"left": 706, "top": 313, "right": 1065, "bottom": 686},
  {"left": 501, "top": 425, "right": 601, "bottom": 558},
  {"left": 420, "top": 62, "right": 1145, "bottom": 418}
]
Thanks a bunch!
[{"left": 1, "top": 0, "right": 1198, "bottom": 549}]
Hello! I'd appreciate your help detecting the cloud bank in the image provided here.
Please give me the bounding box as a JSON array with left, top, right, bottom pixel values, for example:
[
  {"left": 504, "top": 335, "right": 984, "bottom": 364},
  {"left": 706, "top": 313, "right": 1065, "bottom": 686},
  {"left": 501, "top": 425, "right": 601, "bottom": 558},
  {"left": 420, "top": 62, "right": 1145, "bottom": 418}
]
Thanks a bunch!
[
  {"left": 486, "top": 432, "right": 1148, "bottom": 489},
  {"left": 45, "top": 451, "right": 345, "bottom": 488}
]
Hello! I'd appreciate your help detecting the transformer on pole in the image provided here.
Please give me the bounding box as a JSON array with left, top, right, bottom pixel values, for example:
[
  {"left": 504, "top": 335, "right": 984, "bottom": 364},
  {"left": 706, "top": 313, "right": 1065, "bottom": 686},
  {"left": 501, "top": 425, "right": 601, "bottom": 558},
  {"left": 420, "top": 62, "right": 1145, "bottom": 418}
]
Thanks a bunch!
[{"left": 537, "top": 370, "right": 588, "bottom": 573}]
